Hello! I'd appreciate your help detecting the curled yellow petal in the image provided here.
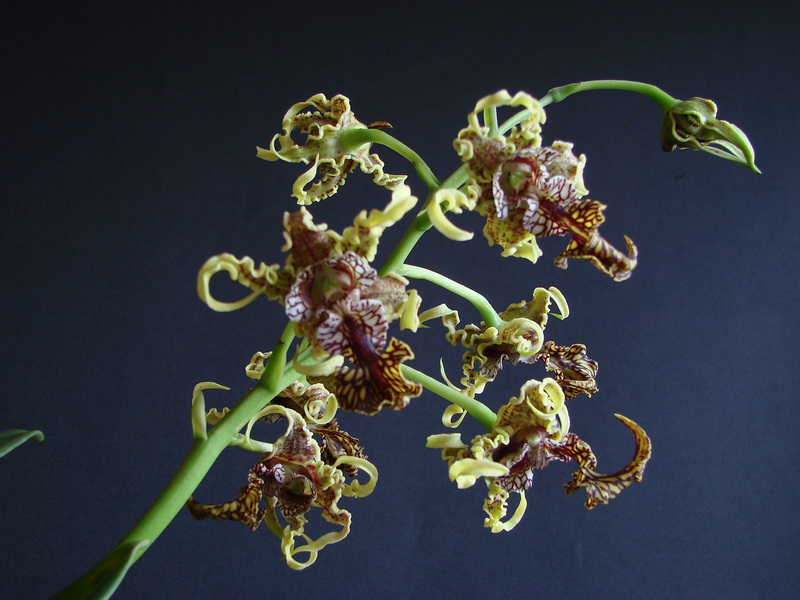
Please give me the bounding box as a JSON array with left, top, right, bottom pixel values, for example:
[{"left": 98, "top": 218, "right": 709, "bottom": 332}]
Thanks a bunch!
[
  {"left": 291, "top": 157, "right": 323, "bottom": 205},
  {"left": 245, "top": 351, "right": 271, "bottom": 379},
  {"left": 284, "top": 523, "right": 350, "bottom": 570},
  {"left": 302, "top": 388, "right": 338, "bottom": 425},
  {"left": 292, "top": 353, "right": 344, "bottom": 377},
  {"left": 190, "top": 382, "right": 230, "bottom": 441},
  {"left": 468, "top": 90, "right": 546, "bottom": 142},
  {"left": 335, "top": 456, "right": 378, "bottom": 498},
  {"left": 427, "top": 188, "right": 474, "bottom": 241},
  {"left": 547, "top": 286, "right": 569, "bottom": 320},
  {"left": 205, "top": 407, "right": 229, "bottom": 425},
  {"left": 551, "top": 403, "right": 571, "bottom": 443},
  {"left": 419, "top": 303, "right": 458, "bottom": 326},
  {"left": 449, "top": 458, "right": 509, "bottom": 488},
  {"left": 197, "top": 253, "right": 285, "bottom": 312},
  {"left": 488, "top": 490, "right": 528, "bottom": 533},
  {"left": 338, "top": 184, "right": 418, "bottom": 260},
  {"left": 442, "top": 403, "right": 467, "bottom": 429},
  {"left": 399, "top": 288, "right": 422, "bottom": 332},
  {"left": 426, "top": 433, "right": 465, "bottom": 449}
]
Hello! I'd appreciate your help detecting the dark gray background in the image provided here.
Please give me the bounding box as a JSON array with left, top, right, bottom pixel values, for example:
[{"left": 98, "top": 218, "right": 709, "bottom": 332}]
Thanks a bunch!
[{"left": 2, "top": 1, "right": 798, "bottom": 598}]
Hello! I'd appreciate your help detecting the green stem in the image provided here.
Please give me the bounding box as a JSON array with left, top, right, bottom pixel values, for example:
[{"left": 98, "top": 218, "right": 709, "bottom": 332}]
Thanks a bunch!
[
  {"left": 402, "top": 365, "right": 496, "bottom": 431},
  {"left": 397, "top": 263, "right": 502, "bottom": 329},
  {"left": 542, "top": 79, "right": 679, "bottom": 111},
  {"left": 379, "top": 199, "right": 434, "bottom": 276},
  {"left": 497, "top": 79, "right": 680, "bottom": 135},
  {"left": 483, "top": 106, "right": 499, "bottom": 137},
  {"left": 337, "top": 128, "right": 441, "bottom": 191},
  {"left": 49, "top": 324, "right": 298, "bottom": 599}
]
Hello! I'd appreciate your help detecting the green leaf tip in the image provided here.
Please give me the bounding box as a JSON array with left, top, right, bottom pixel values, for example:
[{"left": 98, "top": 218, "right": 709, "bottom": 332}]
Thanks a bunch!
[
  {"left": 0, "top": 429, "right": 44, "bottom": 458},
  {"left": 48, "top": 539, "right": 150, "bottom": 600}
]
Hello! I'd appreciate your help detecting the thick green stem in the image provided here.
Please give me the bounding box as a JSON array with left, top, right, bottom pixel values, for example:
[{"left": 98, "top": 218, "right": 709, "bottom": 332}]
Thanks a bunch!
[
  {"left": 379, "top": 162, "right": 473, "bottom": 276},
  {"left": 49, "top": 325, "right": 298, "bottom": 599}
]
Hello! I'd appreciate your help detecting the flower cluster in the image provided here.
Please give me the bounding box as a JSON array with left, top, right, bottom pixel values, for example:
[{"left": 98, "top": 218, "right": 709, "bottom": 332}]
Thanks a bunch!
[
  {"left": 186, "top": 83, "right": 753, "bottom": 568},
  {"left": 428, "top": 283, "right": 648, "bottom": 529},
  {"left": 438, "top": 286, "right": 586, "bottom": 397}
]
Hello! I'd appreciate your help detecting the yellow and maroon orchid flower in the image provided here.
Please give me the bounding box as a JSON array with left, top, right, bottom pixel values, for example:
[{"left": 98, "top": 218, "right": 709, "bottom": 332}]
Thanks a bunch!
[
  {"left": 257, "top": 93, "right": 407, "bottom": 204},
  {"left": 197, "top": 186, "right": 423, "bottom": 415},
  {"left": 455, "top": 90, "right": 638, "bottom": 281},
  {"left": 188, "top": 399, "right": 376, "bottom": 569},
  {"left": 427, "top": 378, "right": 650, "bottom": 532}
]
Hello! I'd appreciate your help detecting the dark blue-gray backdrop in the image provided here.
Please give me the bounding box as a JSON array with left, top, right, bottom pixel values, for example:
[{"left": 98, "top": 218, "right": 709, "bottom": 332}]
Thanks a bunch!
[{"left": 2, "top": 2, "right": 798, "bottom": 599}]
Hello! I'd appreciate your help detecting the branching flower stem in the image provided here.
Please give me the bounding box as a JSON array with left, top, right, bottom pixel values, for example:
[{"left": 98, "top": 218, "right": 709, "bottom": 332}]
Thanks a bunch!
[
  {"left": 499, "top": 80, "right": 679, "bottom": 134},
  {"left": 382, "top": 80, "right": 678, "bottom": 276},
  {"left": 48, "top": 80, "right": 688, "bottom": 598}
]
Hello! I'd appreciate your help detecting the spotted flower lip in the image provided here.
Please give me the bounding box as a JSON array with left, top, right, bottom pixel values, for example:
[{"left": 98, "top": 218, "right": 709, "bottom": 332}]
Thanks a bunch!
[
  {"left": 256, "top": 93, "right": 407, "bottom": 204},
  {"left": 427, "top": 378, "right": 651, "bottom": 531},
  {"left": 187, "top": 401, "right": 376, "bottom": 570},
  {"left": 286, "top": 250, "right": 421, "bottom": 416},
  {"left": 456, "top": 90, "right": 638, "bottom": 281}
]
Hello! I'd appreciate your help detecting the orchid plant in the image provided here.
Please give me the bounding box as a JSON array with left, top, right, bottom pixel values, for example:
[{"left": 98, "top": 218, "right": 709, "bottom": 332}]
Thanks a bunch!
[{"left": 4, "top": 80, "right": 758, "bottom": 599}]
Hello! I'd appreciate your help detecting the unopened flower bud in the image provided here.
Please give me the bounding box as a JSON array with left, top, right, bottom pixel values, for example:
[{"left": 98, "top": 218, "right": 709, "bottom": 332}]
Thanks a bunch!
[{"left": 660, "top": 97, "right": 760, "bottom": 173}]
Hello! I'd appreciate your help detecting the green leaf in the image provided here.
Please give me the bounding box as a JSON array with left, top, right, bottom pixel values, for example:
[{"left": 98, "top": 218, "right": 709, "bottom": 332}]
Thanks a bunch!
[
  {"left": 48, "top": 539, "right": 150, "bottom": 600},
  {"left": 0, "top": 429, "right": 44, "bottom": 458}
]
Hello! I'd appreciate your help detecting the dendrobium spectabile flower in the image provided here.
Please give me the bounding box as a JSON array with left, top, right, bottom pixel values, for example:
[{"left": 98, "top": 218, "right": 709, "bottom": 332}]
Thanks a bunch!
[
  {"left": 197, "top": 185, "right": 423, "bottom": 415},
  {"left": 427, "top": 378, "right": 651, "bottom": 532},
  {"left": 438, "top": 286, "right": 599, "bottom": 399},
  {"left": 455, "top": 90, "right": 638, "bottom": 281},
  {"left": 256, "top": 93, "right": 407, "bottom": 204},
  {"left": 188, "top": 382, "right": 377, "bottom": 569}
]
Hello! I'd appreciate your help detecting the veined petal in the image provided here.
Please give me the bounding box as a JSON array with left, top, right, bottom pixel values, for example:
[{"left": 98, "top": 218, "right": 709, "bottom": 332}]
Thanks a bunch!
[
  {"left": 535, "top": 340, "right": 599, "bottom": 399},
  {"left": 315, "top": 337, "right": 422, "bottom": 415},
  {"left": 560, "top": 415, "right": 652, "bottom": 509}
]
